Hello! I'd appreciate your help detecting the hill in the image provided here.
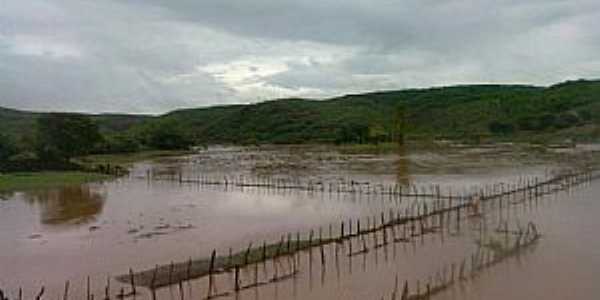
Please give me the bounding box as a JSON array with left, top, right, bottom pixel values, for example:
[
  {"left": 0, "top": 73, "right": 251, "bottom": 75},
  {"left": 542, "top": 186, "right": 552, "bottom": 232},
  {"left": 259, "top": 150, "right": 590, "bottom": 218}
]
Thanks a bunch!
[
  {"left": 2, "top": 79, "right": 600, "bottom": 145},
  {"left": 158, "top": 79, "right": 600, "bottom": 144}
]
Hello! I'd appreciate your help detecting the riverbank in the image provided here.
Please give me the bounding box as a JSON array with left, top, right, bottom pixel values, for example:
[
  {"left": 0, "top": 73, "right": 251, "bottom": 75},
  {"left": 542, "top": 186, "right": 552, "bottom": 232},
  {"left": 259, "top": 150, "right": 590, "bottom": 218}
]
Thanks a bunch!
[
  {"left": 75, "top": 149, "right": 195, "bottom": 167},
  {"left": 0, "top": 150, "right": 193, "bottom": 193},
  {"left": 0, "top": 171, "right": 112, "bottom": 193}
]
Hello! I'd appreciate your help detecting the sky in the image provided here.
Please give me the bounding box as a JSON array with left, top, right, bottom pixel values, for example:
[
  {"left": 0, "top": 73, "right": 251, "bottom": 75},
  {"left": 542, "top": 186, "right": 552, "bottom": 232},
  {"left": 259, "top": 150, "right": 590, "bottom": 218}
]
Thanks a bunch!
[{"left": 0, "top": 0, "right": 599, "bottom": 114}]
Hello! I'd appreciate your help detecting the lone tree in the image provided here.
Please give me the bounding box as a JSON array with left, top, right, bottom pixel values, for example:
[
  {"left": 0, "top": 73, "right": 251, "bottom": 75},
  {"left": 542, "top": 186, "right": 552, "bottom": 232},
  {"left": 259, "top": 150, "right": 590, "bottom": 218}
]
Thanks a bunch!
[
  {"left": 35, "top": 113, "right": 102, "bottom": 161},
  {"left": 392, "top": 104, "right": 409, "bottom": 145}
]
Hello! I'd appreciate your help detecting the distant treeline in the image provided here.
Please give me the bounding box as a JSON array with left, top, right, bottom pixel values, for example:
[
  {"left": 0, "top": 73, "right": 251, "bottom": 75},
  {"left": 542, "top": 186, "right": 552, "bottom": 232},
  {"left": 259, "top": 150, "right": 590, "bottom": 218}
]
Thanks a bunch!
[
  {"left": 1, "top": 79, "right": 600, "bottom": 170},
  {"left": 0, "top": 113, "right": 193, "bottom": 172}
]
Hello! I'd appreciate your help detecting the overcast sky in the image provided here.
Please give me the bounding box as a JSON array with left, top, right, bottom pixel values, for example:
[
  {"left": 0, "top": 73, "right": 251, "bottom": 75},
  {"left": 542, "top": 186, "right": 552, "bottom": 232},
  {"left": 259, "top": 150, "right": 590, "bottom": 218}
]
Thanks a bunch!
[{"left": 0, "top": 0, "right": 598, "bottom": 114}]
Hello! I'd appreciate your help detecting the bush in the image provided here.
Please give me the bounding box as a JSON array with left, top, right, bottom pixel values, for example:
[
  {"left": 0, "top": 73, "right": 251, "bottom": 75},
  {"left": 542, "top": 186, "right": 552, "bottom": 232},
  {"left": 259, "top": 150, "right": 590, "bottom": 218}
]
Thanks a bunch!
[{"left": 0, "top": 134, "right": 17, "bottom": 161}]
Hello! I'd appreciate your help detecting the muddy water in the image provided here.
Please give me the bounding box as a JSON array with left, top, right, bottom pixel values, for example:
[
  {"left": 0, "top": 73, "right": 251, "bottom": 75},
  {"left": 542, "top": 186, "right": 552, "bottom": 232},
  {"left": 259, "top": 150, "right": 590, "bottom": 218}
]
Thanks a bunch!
[
  {"left": 145, "top": 177, "right": 600, "bottom": 300},
  {"left": 0, "top": 145, "right": 592, "bottom": 299},
  {"left": 435, "top": 181, "right": 600, "bottom": 300}
]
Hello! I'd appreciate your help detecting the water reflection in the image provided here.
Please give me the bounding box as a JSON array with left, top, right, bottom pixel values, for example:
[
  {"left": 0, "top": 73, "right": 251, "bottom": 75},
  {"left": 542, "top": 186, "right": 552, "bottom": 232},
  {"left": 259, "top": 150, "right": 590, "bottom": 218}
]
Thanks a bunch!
[
  {"left": 23, "top": 185, "right": 106, "bottom": 226},
  {"left": 395, "top": 145, "right": 411, "bottom": 187}
]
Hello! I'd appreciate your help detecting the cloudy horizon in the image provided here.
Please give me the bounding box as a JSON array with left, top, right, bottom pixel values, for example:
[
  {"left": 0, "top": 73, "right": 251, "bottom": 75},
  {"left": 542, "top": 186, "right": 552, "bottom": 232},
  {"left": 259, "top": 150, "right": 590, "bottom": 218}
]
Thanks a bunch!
[{"left": 1, "top": 0, "right": 599, "bottom": 114}]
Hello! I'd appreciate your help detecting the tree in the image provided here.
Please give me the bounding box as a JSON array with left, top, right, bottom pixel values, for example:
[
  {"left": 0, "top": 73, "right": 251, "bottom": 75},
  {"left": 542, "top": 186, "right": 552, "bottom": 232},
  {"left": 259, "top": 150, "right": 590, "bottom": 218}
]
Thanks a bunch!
[
  {"left": 368, "top": 124, "right": 387, "bottom": 144},
  {"left": 36, "top": 113, "right": 103, "bottom": 161},
  {"left": 141, "top": 119, "right": 193, "bottom": 150},
  {"left": 392, "top": 104, "right": 409, "bottom": 144},
  {"left": 0, "top": 134, "right": 17, "bottom": 161}
]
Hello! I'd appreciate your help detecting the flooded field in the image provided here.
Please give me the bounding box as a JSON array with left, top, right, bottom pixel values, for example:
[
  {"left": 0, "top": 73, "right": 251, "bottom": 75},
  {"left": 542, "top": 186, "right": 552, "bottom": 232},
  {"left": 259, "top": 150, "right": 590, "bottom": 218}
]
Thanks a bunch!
[
  {"left": 0, "top": 144, "right": 598, "bottom": 299},
  {"left": 435, "top": 182, "right": 600, "bottom": 300}
]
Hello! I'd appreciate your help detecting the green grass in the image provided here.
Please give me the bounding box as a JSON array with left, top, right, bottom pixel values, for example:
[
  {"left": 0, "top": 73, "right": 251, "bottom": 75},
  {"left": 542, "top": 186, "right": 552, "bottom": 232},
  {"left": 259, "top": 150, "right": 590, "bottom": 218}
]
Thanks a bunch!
[
  {"left": 0, "top": 150, "right": 191, "bottom": 192},
  {"left": 75, "top": 149, "right": 194, "bottom": 167},
  {"left": 0, "top": 171, "right": 111, "bottom": 192}
]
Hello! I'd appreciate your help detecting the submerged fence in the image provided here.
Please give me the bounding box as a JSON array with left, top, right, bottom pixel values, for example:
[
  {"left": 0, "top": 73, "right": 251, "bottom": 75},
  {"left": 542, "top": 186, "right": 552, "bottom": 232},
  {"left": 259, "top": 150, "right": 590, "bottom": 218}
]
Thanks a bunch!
[
  {"left": 379, "top": 222, "right": 541, "bottom": 300},
  {"left": 141, "top": 167, "right": 596, "bottom": 203}
]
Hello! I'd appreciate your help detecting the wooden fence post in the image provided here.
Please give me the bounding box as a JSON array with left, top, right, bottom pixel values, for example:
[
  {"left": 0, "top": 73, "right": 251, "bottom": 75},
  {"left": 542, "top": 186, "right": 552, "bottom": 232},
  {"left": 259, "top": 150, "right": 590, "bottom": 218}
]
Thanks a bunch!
[
  {"left": 129, "top": 268, "right": 136, "bottom": 295},
  {"left": 63, "top": 281, "right": 69, "bottom": 300},
  {"left": 208, "top": 250, "right": 216, "bottom": 299}
]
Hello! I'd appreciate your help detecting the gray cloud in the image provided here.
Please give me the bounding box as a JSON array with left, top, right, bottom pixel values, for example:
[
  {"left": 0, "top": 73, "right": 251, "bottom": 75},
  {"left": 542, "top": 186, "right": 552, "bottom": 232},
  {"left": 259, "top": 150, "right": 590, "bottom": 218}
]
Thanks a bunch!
[{"left": 0, "top": 0, "right": 598, "bottom": 114}]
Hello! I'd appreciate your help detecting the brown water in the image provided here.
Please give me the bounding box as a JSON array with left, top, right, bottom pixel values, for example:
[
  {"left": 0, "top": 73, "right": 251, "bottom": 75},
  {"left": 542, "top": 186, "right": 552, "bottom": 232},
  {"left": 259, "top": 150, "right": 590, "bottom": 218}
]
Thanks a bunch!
[
  {"left": 435, "top": 182, "right": 600, "bottom": 300},
  {"left": 0, "top": 144, "right": 597, "bottom": 299},
  {"left": 145, "top": 177, "right": 600, "bottom": 300}
]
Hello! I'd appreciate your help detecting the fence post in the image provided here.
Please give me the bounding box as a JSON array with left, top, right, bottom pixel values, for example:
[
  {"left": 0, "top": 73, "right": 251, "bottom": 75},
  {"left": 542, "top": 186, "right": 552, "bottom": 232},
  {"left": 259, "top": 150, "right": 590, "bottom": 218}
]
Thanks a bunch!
[
  {"left": 63, "top": 281, "right": 69, "bottom": 300},
  {"left": 208, "top": 249, "right": 216, "bottom": 299},
  {"left": 129, "top": 268, "right": 136, "bottom": 295}
]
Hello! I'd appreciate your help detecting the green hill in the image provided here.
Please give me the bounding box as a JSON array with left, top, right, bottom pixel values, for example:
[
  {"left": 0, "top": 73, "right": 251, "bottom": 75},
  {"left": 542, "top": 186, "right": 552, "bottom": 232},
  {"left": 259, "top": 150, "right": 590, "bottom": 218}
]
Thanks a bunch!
[
  {"left": 157, "top": 79, "right": 600, "bottom": 144},
  {"left": 2, "top": 79, "right": 600, "bottom": 146}
]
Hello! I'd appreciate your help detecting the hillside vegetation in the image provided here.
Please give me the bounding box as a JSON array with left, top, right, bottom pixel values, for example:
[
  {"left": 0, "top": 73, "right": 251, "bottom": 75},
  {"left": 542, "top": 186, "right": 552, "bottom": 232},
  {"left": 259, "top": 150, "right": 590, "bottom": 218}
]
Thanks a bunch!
[
  {"left": 1, "top": 79, "right": 600, "bottom": 151},
  {"left": 160, "top": 79, "right": 600, "bottom": 144}
]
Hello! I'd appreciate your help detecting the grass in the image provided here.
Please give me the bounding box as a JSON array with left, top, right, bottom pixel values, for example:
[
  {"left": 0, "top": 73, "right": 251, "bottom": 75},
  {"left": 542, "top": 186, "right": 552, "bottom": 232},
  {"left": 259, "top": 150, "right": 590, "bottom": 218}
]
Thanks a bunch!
[
  {"left": 0, "top": 171, "right": 111, "bottom": 193},
  {"left": 0, "top": 150, "right": 192, "bottom": 193},
  {"left": 75, "top": 149, "right": 194, "bottom": 167}
]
